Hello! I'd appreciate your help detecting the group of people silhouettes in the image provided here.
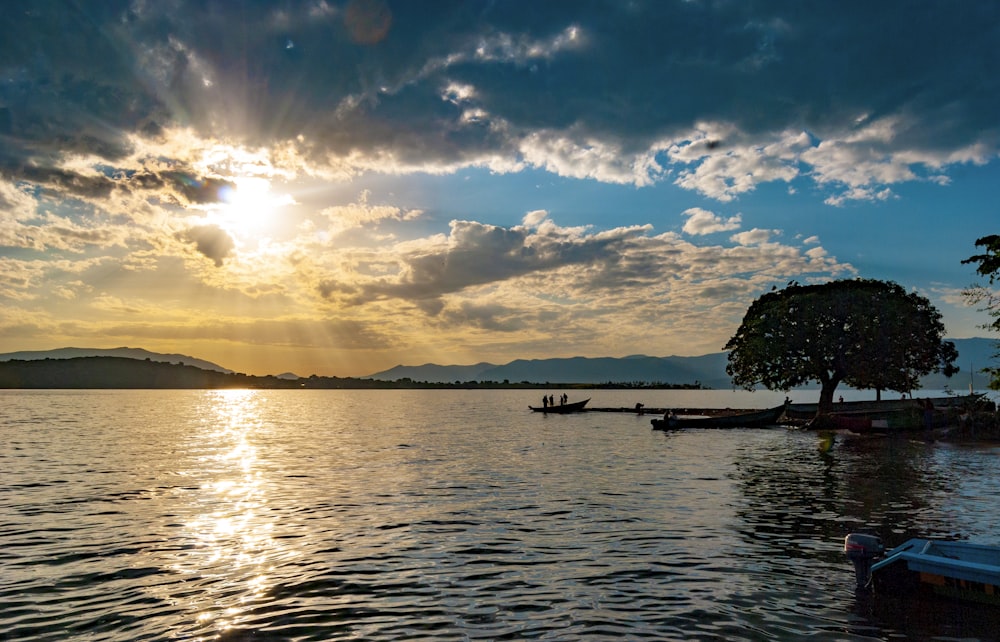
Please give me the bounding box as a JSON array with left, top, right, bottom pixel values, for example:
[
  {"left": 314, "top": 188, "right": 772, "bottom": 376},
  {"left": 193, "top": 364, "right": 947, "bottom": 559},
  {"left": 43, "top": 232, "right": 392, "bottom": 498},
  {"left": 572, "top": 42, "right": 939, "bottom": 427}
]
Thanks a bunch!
[{"left": 541, "top": 393, "right": 569, "bottom": 408}]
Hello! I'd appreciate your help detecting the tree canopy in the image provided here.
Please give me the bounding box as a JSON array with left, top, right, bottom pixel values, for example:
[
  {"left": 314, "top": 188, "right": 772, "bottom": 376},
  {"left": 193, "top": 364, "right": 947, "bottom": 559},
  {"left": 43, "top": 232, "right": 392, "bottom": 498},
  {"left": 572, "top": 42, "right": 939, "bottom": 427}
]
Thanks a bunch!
[
  {"left": 963, "top": 235, "right": 1000, "bottom": 284},
  {"left": 962, "top": 235, "right": 1000, "bottom": 389},
  {"left": 724, "top": 279, "right": 958, "bottom": 415}
]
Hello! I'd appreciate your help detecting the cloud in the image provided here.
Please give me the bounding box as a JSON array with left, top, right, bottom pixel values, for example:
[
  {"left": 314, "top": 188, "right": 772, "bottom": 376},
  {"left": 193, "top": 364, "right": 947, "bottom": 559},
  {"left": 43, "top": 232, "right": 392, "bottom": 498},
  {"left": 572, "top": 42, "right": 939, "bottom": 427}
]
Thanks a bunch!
[
  {"left": 314, "top": 215, "right": 851, "bottom": 319},
  {"left": 440, "top": 301, "right": 527, "bottom": 333},
  {"left": 320, "top": 189, "right": 422, "bottom": 233},
  {"left": 176, "top": 224, "right": 235, "bottom": 266},
  {"left": 681, "top": 207, "right": 742, "bottom": 236},
  {"left": 1, "top": 3, "right": 996, "bottom": 200},
  {"left": 317, "top": 218, "right": 592, "bottom": 305},
  {"left": 731, "top": 228, "right": 777, "bottom": 246}
]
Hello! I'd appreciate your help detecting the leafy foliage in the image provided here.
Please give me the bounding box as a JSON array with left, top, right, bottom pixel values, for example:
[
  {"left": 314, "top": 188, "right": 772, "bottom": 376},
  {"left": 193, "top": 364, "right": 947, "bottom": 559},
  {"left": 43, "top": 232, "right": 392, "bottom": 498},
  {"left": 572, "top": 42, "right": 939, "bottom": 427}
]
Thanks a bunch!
[
  {"left": 963, "top": 235, "right": 1000, "bottom": 284},
  {"left": 724, "top": 279, "right": 958, "bottom": 413},
  {"left": 962, "top": 235, "right": 1000, "bottom": 389}
]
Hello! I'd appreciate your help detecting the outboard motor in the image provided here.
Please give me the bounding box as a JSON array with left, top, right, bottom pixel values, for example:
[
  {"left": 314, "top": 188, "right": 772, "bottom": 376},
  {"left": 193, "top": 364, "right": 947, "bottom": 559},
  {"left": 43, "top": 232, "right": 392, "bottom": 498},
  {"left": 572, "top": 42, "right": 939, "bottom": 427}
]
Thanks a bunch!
[{"left": 844, "top": 533, "right": 884, "bottom": 589}]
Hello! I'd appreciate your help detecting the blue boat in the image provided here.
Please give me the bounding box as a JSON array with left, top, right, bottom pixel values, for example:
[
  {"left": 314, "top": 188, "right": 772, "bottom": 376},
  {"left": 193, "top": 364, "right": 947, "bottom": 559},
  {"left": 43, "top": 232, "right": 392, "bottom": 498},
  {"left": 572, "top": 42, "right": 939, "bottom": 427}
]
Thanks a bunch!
[{"left": 846, "top": 534, "right": 1000, "bottom": 605}]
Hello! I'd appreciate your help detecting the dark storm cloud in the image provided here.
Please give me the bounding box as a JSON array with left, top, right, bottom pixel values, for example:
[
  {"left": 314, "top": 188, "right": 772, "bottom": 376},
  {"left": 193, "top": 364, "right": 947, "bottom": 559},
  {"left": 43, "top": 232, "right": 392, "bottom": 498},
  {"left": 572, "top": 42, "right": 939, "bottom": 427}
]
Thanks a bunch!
[{"left": 1, "top": 1, "right": 997, "bottom": 181}]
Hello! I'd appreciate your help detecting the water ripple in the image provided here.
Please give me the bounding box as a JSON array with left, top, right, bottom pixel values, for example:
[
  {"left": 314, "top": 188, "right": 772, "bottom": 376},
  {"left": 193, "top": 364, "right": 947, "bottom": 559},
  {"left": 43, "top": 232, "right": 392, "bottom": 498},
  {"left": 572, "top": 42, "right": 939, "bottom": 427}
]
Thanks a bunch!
[{"left": 3, "top": 390, "right": 1000, "bottom": 640}]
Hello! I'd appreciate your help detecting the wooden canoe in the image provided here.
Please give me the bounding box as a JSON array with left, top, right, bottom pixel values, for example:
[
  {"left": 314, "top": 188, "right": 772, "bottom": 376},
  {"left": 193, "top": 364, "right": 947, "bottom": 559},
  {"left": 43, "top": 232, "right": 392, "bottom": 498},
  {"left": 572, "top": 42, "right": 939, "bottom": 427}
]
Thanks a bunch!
[
  {"left": 785, "top": 394, "right": 984, "bottom": 421},
  {"left": 650, "top": 403, "right": 787, "bottom": 430},
  {"left": 529, "top": 398, "right": 590, "bottom": 413}
]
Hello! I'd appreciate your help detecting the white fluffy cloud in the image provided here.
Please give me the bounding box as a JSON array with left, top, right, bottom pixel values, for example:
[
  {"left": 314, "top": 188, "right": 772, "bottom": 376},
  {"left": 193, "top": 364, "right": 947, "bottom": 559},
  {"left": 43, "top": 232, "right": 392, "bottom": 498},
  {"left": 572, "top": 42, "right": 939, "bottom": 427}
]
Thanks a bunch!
[{"left": 682, "top": 208, "right": 742, "bottom": 236}]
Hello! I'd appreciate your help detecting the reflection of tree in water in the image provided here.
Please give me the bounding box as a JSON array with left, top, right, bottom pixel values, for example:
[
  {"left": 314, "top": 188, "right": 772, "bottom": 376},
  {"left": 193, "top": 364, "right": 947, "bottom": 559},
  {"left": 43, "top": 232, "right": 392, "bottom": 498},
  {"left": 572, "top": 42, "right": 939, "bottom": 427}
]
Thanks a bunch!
[
  {"left": 832, "top": 436, "right": 959, "bottom": 542},
  {"left": 728, "top": 433, "right": 955, "bottom": 556},
  {"left": 729, "top": 432, "right": 999, "bottom": 640}
]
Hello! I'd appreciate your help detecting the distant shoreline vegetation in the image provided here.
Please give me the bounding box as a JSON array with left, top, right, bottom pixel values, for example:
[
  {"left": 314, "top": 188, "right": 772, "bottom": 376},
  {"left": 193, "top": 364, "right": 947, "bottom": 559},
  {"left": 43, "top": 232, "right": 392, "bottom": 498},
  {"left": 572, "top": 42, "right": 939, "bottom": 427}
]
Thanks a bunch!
[{"left": 0, "top": 357, "right": 708, "bottom": 390}]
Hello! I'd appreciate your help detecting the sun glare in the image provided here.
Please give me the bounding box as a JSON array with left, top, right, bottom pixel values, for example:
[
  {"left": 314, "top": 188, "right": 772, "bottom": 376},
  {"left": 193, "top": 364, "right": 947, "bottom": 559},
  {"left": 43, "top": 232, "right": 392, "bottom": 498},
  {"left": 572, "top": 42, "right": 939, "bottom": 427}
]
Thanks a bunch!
[{"left": 215, "top": 177, "right": 293, "bottom": 240}]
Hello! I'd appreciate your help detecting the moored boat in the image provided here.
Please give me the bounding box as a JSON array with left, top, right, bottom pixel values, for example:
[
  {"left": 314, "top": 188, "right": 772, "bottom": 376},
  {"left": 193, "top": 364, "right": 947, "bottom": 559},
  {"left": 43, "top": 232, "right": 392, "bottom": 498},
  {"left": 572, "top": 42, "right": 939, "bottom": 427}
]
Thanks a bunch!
[
  {"left": 786, "top": 393, "right": 983, "bottom": 421},
  {"left": 529, "top": 398, "right": 590, "bottom": 413},
  {"left": 845, "top": 533, "right": 1000, "bottom": 605},
  {"left": 650, "top": 403, "right": 787, "bottom": 430}
]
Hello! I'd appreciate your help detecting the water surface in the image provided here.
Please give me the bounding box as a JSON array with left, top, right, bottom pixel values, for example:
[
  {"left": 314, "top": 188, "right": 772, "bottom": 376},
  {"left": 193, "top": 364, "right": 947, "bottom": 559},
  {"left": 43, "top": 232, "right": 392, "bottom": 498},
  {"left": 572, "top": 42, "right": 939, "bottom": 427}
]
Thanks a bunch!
[{"left": 2, "top": 389, "right": 999, "bottom": 641}]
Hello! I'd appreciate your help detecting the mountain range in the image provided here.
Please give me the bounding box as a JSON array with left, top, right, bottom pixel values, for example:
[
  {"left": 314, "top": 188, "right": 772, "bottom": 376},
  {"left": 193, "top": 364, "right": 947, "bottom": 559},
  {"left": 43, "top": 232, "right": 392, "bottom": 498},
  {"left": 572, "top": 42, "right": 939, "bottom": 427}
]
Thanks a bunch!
[
  {"left": 1, "top": 338, "right": 996, "bottom": 389},
  {"left": 366, "top": 353, "right": 734, "bottom": 387},
  {"left": 363, "top": 337, "right": 998, "bottom": 390}
]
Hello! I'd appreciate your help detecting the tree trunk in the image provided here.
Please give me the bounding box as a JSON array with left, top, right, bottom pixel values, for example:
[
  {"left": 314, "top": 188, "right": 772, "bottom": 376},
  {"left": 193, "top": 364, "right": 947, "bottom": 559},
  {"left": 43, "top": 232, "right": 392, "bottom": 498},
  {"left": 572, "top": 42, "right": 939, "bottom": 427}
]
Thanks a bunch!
[{"left": 817, "top": 379, "right": 840, "bottom": 416}]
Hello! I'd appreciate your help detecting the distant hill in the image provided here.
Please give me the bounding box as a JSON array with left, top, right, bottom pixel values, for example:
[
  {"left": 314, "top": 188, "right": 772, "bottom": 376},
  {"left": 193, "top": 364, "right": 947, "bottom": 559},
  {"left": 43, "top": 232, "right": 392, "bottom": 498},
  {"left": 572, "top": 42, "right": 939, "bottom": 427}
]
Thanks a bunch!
[
  {"left": 363, "top": 337, "right": 998, "bottom": 390},
  {"left": 363, "top": 352, "right": 731, "bottom": 387},
  {"left": 481, "top": 353, "right": 733, "bottom": 388},
  {"left": 367, "top": 362, "right": 499, "bottom": 383},
  {"left": 0, "top": 356, "right": 241, "bottom": 389},
  {"left": 0, "top": 347, "right": 232, "bottom": 374}
]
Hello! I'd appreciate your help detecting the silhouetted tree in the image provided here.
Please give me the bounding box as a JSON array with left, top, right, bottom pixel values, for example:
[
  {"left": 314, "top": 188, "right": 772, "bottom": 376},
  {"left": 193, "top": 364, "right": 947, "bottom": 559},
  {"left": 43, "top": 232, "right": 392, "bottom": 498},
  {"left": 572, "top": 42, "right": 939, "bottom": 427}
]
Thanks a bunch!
[
  {"left": 962, "top": 234, "right": 1000, "bottom": 389},
  {"left": 725, "top": 279, "right": 958, "bottom": 415}
]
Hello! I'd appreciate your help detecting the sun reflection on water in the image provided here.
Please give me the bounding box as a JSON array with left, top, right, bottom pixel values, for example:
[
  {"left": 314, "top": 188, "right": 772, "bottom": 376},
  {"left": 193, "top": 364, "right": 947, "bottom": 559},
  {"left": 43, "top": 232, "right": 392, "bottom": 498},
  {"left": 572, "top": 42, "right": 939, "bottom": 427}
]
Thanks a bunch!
[{"left": 170, "top": 389, "right": 281, "bottom": 636}]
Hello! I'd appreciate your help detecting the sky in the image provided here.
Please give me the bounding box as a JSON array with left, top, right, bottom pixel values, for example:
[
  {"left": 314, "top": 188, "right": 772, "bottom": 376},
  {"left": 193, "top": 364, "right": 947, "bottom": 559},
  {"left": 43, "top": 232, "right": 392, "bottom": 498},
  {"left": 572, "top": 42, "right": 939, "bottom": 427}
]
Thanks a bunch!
[{"left": 0, "top": 1, "right": 998, "bottom": 378}]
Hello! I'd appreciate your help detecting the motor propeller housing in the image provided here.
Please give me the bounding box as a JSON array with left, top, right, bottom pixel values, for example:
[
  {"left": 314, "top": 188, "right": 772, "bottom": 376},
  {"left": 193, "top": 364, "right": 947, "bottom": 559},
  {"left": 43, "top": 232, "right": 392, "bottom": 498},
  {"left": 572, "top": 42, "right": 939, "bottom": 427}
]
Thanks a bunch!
[{"left": 844, "top": 533, "right": 884, "bottom": 589}]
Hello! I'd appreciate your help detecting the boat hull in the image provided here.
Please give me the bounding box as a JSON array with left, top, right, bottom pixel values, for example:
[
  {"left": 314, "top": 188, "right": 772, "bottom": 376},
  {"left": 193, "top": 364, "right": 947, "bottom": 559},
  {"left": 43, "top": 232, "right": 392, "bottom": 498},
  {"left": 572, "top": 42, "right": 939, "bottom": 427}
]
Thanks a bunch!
[
  {"left": 650, "top": 404, "right": 787, "bottom": 430},
  {"left": 529, "top": 398, "right": 590, "bottom": 413},
  {"left": 871, "top": 538, "right": 1000, "bottom": 605},
  {"left": 785, "top": 394, "right": 983, "bottom": 421}
]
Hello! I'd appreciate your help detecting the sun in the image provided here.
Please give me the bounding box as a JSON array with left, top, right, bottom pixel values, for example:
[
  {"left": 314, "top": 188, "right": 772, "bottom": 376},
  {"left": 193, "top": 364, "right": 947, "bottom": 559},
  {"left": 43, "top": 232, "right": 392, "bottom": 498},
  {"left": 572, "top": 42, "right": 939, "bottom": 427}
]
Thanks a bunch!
[{"left": 215, "top": 176, "right": 293, "bottom": 240}]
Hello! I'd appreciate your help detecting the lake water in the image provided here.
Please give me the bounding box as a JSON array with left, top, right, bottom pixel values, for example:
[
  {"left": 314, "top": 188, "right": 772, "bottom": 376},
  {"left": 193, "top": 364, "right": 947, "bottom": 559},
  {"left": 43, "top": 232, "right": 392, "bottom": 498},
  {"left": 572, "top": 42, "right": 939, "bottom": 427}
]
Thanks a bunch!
[{"left": 2, "top": 388, "right": 999, "bottom": 641}]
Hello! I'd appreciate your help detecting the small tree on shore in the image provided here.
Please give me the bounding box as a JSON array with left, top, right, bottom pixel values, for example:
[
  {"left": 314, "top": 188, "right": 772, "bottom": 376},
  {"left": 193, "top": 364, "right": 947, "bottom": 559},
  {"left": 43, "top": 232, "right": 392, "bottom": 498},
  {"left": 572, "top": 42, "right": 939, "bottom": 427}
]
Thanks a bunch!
[
  {"left": 724, "top": 279, "right": 958, "bottom": 416},
  {"left": 962, "top": 234, "right": 1000, "bottom": 389}
]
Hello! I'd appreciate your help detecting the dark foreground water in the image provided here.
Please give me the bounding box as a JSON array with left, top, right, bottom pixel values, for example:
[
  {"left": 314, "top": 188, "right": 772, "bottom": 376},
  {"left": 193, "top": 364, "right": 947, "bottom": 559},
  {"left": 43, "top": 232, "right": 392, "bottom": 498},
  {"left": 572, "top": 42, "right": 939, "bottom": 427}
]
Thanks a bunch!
[{"left": 2, "top": 389, "right": 999, "bottom": 641}]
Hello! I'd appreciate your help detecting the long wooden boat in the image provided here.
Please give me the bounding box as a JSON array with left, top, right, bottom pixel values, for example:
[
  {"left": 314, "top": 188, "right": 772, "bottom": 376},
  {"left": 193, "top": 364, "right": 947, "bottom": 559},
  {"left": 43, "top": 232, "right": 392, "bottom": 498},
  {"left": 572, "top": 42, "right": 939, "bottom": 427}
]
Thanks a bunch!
[
  {"left": 650, "top": 403, "right": 787, "bottom": 430},
  {"left": 529, "top": 398, "right": 590, "bottom": 413},
  {"left": 868, "top": 538, "right": 1000, "bottom": 605},
  {"left": 785, "top": 394, "right": 983, "bottom": 421}
]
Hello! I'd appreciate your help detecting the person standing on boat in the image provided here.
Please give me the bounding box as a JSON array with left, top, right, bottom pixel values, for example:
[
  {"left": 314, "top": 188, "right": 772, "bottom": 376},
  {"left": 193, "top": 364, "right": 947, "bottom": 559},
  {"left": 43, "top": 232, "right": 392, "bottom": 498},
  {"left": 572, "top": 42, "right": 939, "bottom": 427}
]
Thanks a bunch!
[{"left": 542, "top": 395, "right": 548, "bottom": 409}]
